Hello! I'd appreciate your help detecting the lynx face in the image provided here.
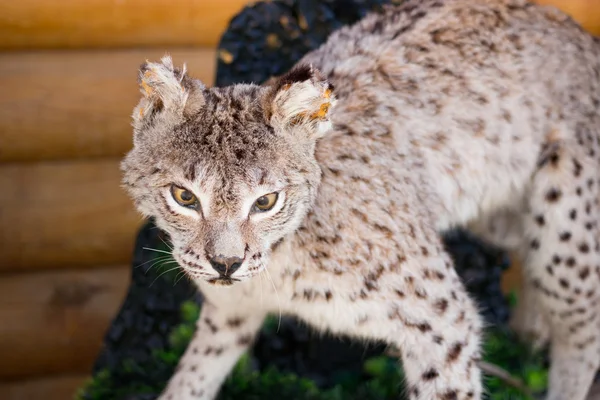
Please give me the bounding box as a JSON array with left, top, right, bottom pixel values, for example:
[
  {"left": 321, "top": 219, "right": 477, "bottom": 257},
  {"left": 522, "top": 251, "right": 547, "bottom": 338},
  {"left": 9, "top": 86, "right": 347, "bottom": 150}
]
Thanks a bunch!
[{"left": 121, "top": 56, "right": 335, "bottom": 285}]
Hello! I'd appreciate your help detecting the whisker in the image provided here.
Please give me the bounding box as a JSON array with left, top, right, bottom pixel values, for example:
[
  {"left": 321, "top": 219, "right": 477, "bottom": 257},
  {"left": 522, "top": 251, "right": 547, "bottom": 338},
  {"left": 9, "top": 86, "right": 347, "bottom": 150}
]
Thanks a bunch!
[
  {"left": 135, "top": 254, "right": 171, "bottom": 270},
  {"left": 143, "top": 258, "right": 171, "bottom": 275},
  {"left": 264, "top": 267, "right": 282, "bottom": 333},
  {"left": 174, "top": 270, "right": 187, "bottom": 286},
  {"left": 143, "top": 257, "right": 178, "bottom": 275},
  {"left": 173, "top": 271, "right": 182, "bottom": 286},
  {"left": 258, "top": 269, "right": 264, "bottom": 308},
  {"left": 149, "top": 264, "right": 182, "bottom": 287},
  {"left": 157, "top": 235, "right": 174, "bottom": 250},
  {"left": 143, "top": 246, "right": 173, "bottom": 255}
]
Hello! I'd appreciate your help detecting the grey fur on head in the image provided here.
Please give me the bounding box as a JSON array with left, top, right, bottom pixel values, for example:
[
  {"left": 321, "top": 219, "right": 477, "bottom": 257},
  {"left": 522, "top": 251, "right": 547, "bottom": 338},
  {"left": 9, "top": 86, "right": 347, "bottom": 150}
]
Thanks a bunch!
[{"left": 122, "top": 55, "right": 335, "bottom": 284}]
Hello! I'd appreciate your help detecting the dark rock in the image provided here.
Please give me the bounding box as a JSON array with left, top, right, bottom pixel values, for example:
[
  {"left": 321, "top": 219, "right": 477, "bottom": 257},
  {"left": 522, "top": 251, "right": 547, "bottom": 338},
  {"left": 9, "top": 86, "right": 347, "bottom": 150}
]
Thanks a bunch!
[
  {"left": 91, "top": 219, "right": 200, "bottom": 376},
  {"left": 215, "top": 0, "right": 391, "bottom": 87}
]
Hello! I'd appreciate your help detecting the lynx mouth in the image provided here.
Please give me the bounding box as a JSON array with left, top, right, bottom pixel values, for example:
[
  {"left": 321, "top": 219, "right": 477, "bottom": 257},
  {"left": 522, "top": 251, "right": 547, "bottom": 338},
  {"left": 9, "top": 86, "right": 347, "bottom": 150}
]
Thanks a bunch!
[{"left": 207, "top": 276, "right": 240, "bottom": 286}]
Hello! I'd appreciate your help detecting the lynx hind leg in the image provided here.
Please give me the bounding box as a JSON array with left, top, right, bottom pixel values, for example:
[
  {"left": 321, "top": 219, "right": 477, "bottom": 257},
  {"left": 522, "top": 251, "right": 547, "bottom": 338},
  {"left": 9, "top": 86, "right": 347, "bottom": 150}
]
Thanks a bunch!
[
  {"left": 520, "top": 140, "right": 600, "bottom": 400},
  {"left": 467, "top": 210, "right": 552, "bottom": 347},
  {"left": 509, "top": 275, "right": 551, "bottom": 350}
]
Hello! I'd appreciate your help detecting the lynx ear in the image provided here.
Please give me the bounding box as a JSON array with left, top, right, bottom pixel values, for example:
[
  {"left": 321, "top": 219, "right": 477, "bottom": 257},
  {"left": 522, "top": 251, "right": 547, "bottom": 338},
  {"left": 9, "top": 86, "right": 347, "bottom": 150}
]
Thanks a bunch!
[
  {"left": 265, "top": 64, "right": 335, "bottom": 139},
  {"left": 133, "top": 55, "right": 205, "bottom": 127}
]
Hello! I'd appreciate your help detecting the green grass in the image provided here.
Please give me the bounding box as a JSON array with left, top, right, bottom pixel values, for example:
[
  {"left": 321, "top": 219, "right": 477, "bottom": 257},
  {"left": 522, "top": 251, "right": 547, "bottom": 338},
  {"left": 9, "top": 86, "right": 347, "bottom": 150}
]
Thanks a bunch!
[{"left": 77, "top": 298, "right": 547, "bottom": 400}]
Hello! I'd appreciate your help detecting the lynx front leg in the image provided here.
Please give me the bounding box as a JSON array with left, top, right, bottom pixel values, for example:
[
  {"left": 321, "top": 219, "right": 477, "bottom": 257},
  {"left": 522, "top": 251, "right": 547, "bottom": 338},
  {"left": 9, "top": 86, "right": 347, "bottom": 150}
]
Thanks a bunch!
[
  {"left": 158, "top": 301, "right": 265, "bottom": 400},
  {"left": 389, "top": 274, "right": 483, "bottom": 400},
  {"left": 325, "top": 254, "right": 484, "bottom": 399}
]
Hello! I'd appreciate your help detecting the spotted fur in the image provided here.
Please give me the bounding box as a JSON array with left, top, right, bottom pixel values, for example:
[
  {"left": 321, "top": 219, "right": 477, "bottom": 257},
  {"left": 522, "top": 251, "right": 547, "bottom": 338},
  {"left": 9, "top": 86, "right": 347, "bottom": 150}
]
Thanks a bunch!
[{"left": 121, "top": 0, "right": 600, "bottom": 399}]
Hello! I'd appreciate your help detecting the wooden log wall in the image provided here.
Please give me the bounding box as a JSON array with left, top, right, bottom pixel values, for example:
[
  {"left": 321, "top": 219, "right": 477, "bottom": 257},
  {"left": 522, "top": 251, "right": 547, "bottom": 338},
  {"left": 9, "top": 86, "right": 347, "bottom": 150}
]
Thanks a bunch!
[
  {"left": 0, "top": 49, "right": 217, "bottom": 163},
  {"left": 0, "top": 0, "right": 250, "bottom": 50},
  {"left": 0, "top": 267, "right": 130, "bottom": 379},
  {"left": 0, "top": 1, "right": 242, "bottom": 397},
  {"left": 0, "top": 0, "right": 597, "bottom": 398}
]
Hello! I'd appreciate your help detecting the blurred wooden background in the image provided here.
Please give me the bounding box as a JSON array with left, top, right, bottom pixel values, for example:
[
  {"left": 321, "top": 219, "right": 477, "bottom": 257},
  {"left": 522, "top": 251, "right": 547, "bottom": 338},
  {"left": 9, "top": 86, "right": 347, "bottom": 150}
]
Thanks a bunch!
[{"left": 0, "top": 1, "right": 598, "bottom": 399}]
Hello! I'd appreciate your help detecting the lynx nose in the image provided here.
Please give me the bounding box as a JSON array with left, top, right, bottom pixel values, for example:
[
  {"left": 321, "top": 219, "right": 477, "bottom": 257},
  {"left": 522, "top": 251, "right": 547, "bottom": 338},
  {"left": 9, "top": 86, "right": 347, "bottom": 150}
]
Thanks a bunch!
[{"left": 209, "top": 255, "right": 243, "bottom": 276}]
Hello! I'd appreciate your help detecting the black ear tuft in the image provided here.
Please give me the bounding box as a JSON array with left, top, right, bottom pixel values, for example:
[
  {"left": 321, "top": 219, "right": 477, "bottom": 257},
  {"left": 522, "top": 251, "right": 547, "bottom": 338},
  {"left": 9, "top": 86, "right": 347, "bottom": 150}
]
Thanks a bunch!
[{"left": 275, "top": 64, "right": 314, "bottom": 91}]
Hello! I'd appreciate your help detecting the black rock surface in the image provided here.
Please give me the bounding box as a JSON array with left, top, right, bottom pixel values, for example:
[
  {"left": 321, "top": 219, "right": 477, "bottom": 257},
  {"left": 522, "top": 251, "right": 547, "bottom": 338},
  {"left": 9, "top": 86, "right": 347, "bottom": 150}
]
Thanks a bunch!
[
  {"left": 91, "top": 221, "right": 200, "bottom": 377},
  {"left": 443, "top": 229, "right": 511, "bottom": 327},
  {"left": 215, "top": 0, "right": 395, "bottom": 87},
  {"left": 89, "top": 0, "right": 512, "bottom": 396}
]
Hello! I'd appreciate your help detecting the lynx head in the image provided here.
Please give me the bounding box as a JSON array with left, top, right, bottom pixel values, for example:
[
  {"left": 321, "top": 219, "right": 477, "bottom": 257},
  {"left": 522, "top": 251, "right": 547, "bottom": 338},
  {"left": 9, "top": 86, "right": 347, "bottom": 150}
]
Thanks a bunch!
[{"left": 121, "top": 55, "right": 335, "bottom": 286}]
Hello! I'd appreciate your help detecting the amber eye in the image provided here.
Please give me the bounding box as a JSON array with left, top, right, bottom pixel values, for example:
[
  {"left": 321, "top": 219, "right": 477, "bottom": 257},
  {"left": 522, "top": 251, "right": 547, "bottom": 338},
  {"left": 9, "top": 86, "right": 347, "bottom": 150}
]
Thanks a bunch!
[
  {"left": 171, "top": 185, "right": 199, "bottom": 209},
  {"left": 253, "top": 193, "right": 278, "bottom": 212}
]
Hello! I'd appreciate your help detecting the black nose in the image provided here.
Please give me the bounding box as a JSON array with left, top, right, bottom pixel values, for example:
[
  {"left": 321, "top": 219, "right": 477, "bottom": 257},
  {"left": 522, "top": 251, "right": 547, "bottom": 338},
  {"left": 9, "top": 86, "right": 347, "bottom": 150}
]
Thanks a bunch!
[{"left": 209, "top": 255, "right": 243, "bottom": 276}]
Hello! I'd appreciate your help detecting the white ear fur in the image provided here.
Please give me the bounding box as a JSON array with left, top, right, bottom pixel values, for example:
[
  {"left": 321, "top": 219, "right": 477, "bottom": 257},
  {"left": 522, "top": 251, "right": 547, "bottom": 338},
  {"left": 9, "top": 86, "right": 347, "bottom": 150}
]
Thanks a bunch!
[
  {"left": 269, "top": 64, "right": 336, "bottom": 139},
  {"left": 133, "top": 55, "right": 205, "bottom": 124},
  {"left": 139, "top": 55, "right": 189, "bottom": 108}
]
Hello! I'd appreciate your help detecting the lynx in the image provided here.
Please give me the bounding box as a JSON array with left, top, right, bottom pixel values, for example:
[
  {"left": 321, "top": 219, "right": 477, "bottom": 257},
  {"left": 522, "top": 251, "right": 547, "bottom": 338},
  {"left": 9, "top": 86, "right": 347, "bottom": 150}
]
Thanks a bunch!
[{"left": 121, "top": 0, "right": 600, "bottom": 398}]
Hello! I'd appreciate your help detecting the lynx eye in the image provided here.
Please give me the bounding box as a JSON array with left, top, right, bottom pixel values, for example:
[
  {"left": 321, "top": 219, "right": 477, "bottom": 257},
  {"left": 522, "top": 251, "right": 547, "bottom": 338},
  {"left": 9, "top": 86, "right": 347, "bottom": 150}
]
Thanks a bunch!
[
  {"left": 170, "top": 185, "right": 199, "bottom": 209},
  {"left": 253, "top": 193, "right": 278, "bottom": 212}
]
